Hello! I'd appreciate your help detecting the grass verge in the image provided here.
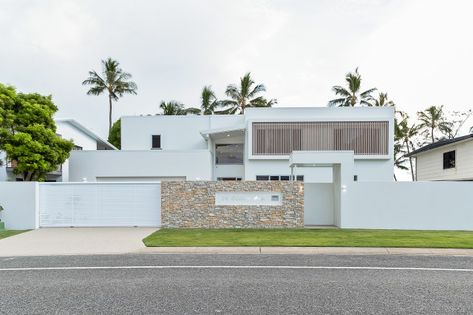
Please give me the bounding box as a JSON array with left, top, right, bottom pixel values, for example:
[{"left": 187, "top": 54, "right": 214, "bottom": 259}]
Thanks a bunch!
[
  {"left": 0, "top": 230, "right": 27, "bottom": 240},
  {"left": 143, "top": 228, "right": 473, "bottom": 248}
]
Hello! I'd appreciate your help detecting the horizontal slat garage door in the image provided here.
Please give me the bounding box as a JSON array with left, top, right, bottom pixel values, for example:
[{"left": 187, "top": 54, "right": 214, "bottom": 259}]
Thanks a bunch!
[{"left": 39, "top": 183, "right": 161, "bottom": 227}]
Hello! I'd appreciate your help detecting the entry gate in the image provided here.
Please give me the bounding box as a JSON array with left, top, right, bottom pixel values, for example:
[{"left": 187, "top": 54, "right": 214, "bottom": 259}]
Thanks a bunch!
[{"left": 39, "top": 182, "right": 161, "bottom": 227}]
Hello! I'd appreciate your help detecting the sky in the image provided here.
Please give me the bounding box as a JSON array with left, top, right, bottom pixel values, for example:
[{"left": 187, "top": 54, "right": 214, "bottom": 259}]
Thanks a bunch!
[{"left": 1, "top": 0, "right": 473, "bottom": 177}]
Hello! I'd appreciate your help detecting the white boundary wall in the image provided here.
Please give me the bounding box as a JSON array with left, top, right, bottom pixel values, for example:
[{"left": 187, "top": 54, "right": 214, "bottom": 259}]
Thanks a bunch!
[
  {"left": 2, "top": 181, "right": 473, "bottom": 231},
  {"left": 0, "top": 182, "right": 39, "bottom": 230},
  {"left": 343, "top": 182, "right": 473, "bottom": 230}
]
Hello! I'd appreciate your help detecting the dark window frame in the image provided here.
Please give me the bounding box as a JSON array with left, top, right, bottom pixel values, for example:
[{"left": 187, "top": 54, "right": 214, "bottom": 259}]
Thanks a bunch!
[
  {"left": 443, "top": 150, "right": 456, "bottom": 169},
  {"left": 152, "top": 135, "right": 161, "bottom": 149}
]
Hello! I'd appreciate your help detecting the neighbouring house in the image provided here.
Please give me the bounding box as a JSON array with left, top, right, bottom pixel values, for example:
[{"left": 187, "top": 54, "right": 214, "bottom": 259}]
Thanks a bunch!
[
  {"left": 68, "top": 107, "right": 395, "bottom": 183},
  {"left": 0, "top": 119, "right": 116, "bottom": 182},
  {"left": 408, "top": 134, "right": 473, "bottom": 181}
]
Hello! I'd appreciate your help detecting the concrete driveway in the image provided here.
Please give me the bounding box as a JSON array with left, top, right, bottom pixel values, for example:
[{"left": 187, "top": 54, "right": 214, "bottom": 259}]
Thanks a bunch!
[{"left": 0, "top": 228, "right": 157, "bottom": 257}]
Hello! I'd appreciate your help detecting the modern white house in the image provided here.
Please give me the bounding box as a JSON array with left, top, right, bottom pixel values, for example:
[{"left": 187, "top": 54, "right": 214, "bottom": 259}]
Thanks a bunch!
[
  {"left": 408, "top": 134, "right": 473, "bottom": 181},
  {"left": 68, "top": 107, "right": 395, "bottom": 183},
  {"left": 3, "top": 106, "right": 473, "bottom": 231},
  {"left": 0, "top": 119, "right": 116, "bottom": 182}
]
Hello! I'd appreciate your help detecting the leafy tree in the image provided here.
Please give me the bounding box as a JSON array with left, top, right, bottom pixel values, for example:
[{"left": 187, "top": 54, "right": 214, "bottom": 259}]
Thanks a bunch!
[
  {"left": 0, "top": 83, "right": 74, "bottom": 181},
  {"left": 200, "top": 86, "right": 221, "bottom": 115},
  {"left": 159, "top": 101, "right": 200, "bottom": 115},
  {"left": 417, "top": 105, "right": 452, "bottom": 144},
  {"left": 328, "top": 68, "right": 377, "bottom": 107},
  {"left": 222, "top": 72, "right": 277, "bottom": 114},
  {"left": 446, "top": 109, "right": 472, "bottom": 138},
  {"left": 82, "top": 58, "right": 138, "bottom": 132},
  {"left": 370, "top": 92, "right": 395, "bottom": 107},
  {"left": 108, "top": 119, "right": 121, "bottom": 149}
]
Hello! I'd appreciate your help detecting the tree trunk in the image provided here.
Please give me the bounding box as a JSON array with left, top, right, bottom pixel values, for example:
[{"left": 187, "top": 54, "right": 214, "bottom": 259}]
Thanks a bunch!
[
  {"left": 108, "top": 94, "right": 113, "bottom": 132},
  {"left": 431, "top": 126, "right": 434, "bottom": 143},
  {"left": 394, "top": 173, "right": 398, "bottom": 181},
  {"left": 405, "top": 140, "right": 415, "bottom": 181}
]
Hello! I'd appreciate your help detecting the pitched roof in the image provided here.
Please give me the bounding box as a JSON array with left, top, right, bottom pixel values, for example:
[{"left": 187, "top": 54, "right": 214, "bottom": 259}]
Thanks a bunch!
[
  {"left": 55, "top": 119, "right": 118, "bottom": 150},
  {"left": 407, "top": 134, "right": 473, "bottom": 157}
]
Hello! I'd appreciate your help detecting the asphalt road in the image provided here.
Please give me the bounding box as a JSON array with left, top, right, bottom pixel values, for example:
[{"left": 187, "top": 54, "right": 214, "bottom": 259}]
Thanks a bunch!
[{"left": 1, "top": 254, "right": 473, "bottom": 314}]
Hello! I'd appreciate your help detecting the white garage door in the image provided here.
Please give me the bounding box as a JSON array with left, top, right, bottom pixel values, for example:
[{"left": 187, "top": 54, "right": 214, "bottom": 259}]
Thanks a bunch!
[{"left": 39, "top": 183, "right": 161, "bottom": 227}]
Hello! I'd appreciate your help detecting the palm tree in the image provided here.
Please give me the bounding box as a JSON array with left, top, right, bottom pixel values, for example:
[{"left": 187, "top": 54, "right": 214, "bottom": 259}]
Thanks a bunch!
[
  {"left": 396, "top": 113, "right": 420, "bottom": 181},
  {"left": 328, "top": 68, "right": 377, "bottom": 107},
  {"left": 370, "top": 92, "right": 395, "bottom": 107},
  {"left": 417, "top": 105, "right": 452, "bottom": 143},
  {"left": 393, "top": 142, "right": 408, "bottom": 181},
  {"left": 82, "top": 58, "right": 138, "bottom": 132},
  {"left": 159, "top": 101, "right": 200, "bottom": 115},
  {"left": 200, "top": 86, "right": 220, "bottom": 115},
  {"left": 222, "top": 72, "right": 277, "bottom": 114}
]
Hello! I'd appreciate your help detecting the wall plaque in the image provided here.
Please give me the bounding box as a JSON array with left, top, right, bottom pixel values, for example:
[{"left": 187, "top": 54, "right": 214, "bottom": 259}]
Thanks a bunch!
[{"left": 215, "top": 192, "right": 282, "bottom": 206}]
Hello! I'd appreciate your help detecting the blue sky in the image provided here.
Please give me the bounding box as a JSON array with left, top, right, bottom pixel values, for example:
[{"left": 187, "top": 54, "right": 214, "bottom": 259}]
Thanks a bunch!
[{"left": 1, "top": 0, "right": 472, "bottom": 141}]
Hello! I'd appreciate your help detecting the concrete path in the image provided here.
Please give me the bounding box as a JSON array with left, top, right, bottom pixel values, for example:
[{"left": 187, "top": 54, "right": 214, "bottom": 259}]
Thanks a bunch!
[
  {"left": 140, "top": 246, "right": 473, "bottom": 256},
  {"left": 0, "top": 228, "right": 156, "bottom": 257}
]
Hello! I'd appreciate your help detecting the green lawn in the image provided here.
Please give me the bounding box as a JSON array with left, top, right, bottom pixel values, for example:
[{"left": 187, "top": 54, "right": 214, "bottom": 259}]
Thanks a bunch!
[
  {"left": 0, "top": 230, "right": 27, "bottom": 240},
  {"left": 143, "top": 228, "right": 473, "bottom": 248}
]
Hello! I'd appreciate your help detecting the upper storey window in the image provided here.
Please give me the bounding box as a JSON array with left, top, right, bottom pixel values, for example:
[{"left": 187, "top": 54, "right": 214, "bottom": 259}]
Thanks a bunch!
[
  {"left": 151, "top": 135, "right": 161, "bottom": 149},
  {"left": 252, "top": 121, "right": 389, "bottom": 156},
  {"left": 216, "top": 144, "right": 244, "bottom": 165}
]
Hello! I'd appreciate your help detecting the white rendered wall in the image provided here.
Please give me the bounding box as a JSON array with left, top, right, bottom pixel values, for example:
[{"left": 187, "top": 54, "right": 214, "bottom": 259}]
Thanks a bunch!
[
  {"left": 342, "top": 181, "right": 473, "bottom": 230},
  {"left": 304, "top": 183, "right": 334, "bottom": 225},
  {"left": 121, "top": 115, "right": 243, "bottom": 150},
  {"left": 0, "top": 182, "right": 38, "bottom": 229},
  {"left": 68, "top": 150, "right": 212, "bottom": 182},
  {"left": 416, "top": 140, "right": 473, "bottom": 181},
  {"left": 56, "top": 121, "right": 98, "bottom": 150},
  {"left": 353, "top": 159, "right": 394, "bottom": 181}
]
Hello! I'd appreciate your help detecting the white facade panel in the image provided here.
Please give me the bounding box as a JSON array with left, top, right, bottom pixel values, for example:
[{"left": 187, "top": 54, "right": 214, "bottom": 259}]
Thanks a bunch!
[
  {"left": 68, "top": 150, "right": 212, "bottom": 182},
  {"left": 121, "top": 115, "right": 243, "bottom": 150}
]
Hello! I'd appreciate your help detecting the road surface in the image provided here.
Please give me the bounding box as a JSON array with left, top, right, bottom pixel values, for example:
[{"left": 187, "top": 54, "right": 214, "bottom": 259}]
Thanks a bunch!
[{"left": 1, "top": 254, "right": 473, "bottom": 314}]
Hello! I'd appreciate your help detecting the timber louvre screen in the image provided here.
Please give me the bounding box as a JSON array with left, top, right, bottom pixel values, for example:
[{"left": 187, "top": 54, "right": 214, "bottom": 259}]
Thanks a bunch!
[{"left": 252, "top": 121, "right": 389, "bottom": 156}]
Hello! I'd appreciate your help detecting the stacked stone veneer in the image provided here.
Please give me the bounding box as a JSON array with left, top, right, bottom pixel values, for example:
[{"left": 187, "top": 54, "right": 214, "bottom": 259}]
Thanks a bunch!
[{"left": 161, "top": 181, "right": 304, "bottom": 228}]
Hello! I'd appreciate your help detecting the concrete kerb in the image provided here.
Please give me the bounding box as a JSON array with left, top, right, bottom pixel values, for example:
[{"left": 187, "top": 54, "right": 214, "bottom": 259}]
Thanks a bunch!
[{"left": 138, "top": 246, "right": 473, "bottom": 256}]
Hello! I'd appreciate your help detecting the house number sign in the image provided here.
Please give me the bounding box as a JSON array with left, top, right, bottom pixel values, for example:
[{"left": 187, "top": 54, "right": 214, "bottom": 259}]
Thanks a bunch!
[{"left": 215, "top": 192, "right": 282, "bottom": 206}]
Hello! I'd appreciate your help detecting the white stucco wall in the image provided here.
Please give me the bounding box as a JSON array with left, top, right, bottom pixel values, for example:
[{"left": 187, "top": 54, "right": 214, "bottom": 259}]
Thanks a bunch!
[
  {"left": 0, "top": 182, "right": 38, "bottom": 229},
  {"left": 353, "top": 159, "right": 394, "bottom": 181},
  {"left": 304, "top": 183, "right": 334, "bottom": 225},
  {"left": 343, "top": 181, "right": 473, "bottom": 230},
  {"left": 68, "top": 150, "right": 212, "bottom": 182},
  {"left": 415, "top": 139, "right": 473, "bottom": 181},
  {"left": 121, "top": 115, "right": 243, "bottom": 150}
]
